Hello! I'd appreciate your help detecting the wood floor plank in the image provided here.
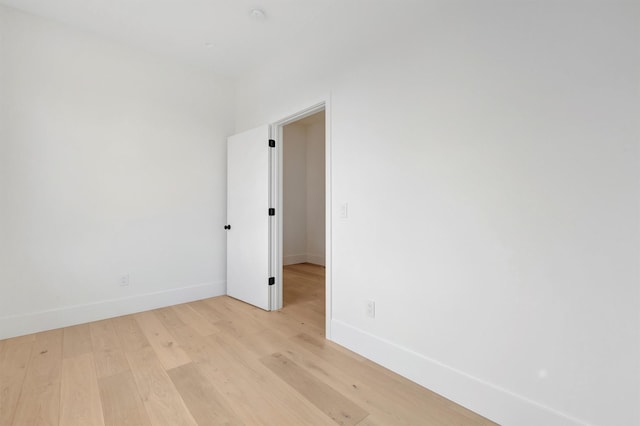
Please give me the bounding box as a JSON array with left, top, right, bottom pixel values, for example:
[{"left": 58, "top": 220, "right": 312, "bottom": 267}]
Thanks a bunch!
[
  {"left": 282, "top": 299, "right": 325, "bottom": 328},
  {"left": 111, "top": 315, "right": 150, "bottom": 353},
  {"left": 253, "top": 329, "right": 468, "bottom": 425},
  {"left": 166, "top": 321, "right": 333, "bottom": 425},
  {"left": 167, "top": 363, "right": 242, "bottom": 426},
  {"left": 355, "top": 416, "right": 382, "bottom": 425},
  {"left": 237, "top": 328, "right": 410, "bottom": 424},
  {"left": 6, "top": 334, "right": 37, "bottom": 345},
  {"left": 125, "top": 346, "right": 197, "bottom": 426},
  {"left": 10, "top": 380, "right": 60, "bottom": 426},
  {"left": 133, "top": 311, "right": 191, "bottom": 370},
  {"left": 90, "top": 320, "right": 129, "bottom": 379},
  {"left": 60, "top": 353, "right": 105, "bottom": 426},
  {"left": 192, "top": 338, "right": 334, "bottom": 426},
  {"left": 0, "top": 336, "right": 34, "bottom": 426},
  {"left": 160, "top": 323, "right": 216, "bottom": 364},
  {"left": 202, "top": 296, "right": 255, "bottom": 324},
  {"left": 208, "top": 330, "right": 342, "bottom": 425},
  {"left": 11, "top": 329, "right": 63, "bottom": 426},
  {"left": 261, "top": 352, "right": 369, "bottom": 425},
  {"left": 20, "top": 329, "right": 63, "bottom": 390},
  {"left": 213, "top": 317, "right": 264, "bottom": 339},
  {"left": 217, "top": 294, "right": 322, "bottom": 339},
  {"left": 284, "top": 263, "right": 325, "bottom": 310},
  {"left": 202, "top": 298, "right": 266, "bottom": 339},
  {"left": 0, "top": 264, "right": 496, "bottom": 426},
  {"left": 171, "top": 304, "right": 219, "bottom": 336},
  {"left": 154, "top": 307, "right": 185, "bottom": 329},
  {"left": 98, "top": 370, "right": 152, "bottom": 426},
  {"left": 63, "top": 324, "right": 92, "bottom": 359},
  {"left": 188, "top": 300, "right": 224, "bottom": 324},
  {"left": 293, "top": 332, "right": 492, "bottom": 425},
  {"left": 191, "top": 358, "right": 282, "bottom": 425}
]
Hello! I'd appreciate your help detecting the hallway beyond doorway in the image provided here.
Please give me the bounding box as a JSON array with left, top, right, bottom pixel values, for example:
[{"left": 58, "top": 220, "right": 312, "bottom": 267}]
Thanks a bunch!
[{"left": 283, "top": 263, "right": 325, "bottom": 333}]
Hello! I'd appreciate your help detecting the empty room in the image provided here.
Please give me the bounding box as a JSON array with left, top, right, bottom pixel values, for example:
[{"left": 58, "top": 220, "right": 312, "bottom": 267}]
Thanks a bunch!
[{"left": 0, "top": 1, "right": 638, "bottom": 425}]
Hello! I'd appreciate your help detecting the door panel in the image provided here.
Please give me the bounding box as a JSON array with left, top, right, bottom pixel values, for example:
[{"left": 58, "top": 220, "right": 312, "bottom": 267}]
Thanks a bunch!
[{"left": 226, "top": 125, "right": 271, "bottom": 310}]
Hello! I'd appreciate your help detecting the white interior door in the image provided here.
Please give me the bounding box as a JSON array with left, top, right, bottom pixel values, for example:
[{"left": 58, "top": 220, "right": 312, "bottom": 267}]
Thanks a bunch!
[{"left": 226, "top": 124, "right": 272, "bottom": 310}]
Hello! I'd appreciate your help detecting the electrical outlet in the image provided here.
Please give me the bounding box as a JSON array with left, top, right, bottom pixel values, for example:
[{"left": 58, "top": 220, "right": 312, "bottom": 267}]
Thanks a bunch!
[
  {"left": 119, "top": 273, "right": 130, "bottom": 287},
  {"left": 366, "top": 300, "right": 375, "bottom": 318}
]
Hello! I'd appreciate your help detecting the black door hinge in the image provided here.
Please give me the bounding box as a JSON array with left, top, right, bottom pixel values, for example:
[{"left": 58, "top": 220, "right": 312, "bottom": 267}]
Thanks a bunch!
[
  {"left": 268, "top": 139, "right": 276, "bottom": 148},
  {"left": 268, "top": 208, "right": 275, "bottom": 216},
  {"left": 268, "top": 277, "right": 275, "bottom": 286}
]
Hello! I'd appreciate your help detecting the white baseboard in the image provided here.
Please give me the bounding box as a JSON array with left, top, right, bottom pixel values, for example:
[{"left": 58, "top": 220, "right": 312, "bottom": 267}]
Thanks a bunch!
[
  {"left": 306, "top": 253, "right": 325, "bottom": 266},
  {"left": 284, "top": 254, "right": 308, "bottom": 265},
  {"left": 284, "top": 253, "right": 325, "bottom": 266},
  {"left": 0, "top": 281, "right": 225, "bottom": 340},
  {"left": 330, "top": 319, "right": 593, "bottom": 426}
]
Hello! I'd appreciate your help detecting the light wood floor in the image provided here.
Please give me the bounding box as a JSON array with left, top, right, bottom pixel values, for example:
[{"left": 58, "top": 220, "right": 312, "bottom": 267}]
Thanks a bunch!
[{"left": 0, "top": 263, "right": 496, "bottom": 425}]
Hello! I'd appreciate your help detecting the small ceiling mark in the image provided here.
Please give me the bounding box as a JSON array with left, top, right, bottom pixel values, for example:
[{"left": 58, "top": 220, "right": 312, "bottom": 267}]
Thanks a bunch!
[{"left": 250, "top": 9, "right": 266, "bottom": 21}]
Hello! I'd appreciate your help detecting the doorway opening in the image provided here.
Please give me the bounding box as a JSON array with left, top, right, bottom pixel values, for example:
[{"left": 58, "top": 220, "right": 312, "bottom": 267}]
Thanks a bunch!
[
  {"left": 281, "top": 111, "right": 325, "bottom": 332},
  {"left": 270, "top": 102, "right": 331, "bottom": 337}
]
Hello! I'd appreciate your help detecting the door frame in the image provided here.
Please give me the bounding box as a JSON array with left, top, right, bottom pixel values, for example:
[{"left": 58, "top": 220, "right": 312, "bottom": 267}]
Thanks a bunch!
[{"left": 270, "top": 99, "right": 332, "bottom": 338}]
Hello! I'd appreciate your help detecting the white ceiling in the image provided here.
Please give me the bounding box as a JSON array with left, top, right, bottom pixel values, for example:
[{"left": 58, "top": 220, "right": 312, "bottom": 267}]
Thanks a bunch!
[{"left": 0, "top": 0, "right": 431, "bottom": 77}]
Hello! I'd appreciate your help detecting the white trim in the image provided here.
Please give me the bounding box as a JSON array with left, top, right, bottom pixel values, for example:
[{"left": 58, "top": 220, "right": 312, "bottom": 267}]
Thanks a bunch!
[
  {"left": 330, "top": 319, "right": 595, "bottom": 426},
  {"left": 268, "top": 123, "right": 277, "bottom": 311},
  {"left": 269, "top": 123, "right": 283, "bottom": 311},
  {"left": 324, "top": 96, "right": 333, "bottom": 339},
  {"left": 283, "top": 254, "right": 308, "bottom": 265},
  {"left": 0, "top": 281, "right": 225, "bottom": 340},
  {"left": 283, "top": 254, "right": 326, "bottom": 266},
  {"left": 305, "top": 253, "right": 325, "bottom": 266},
  {"left": 271, "top": 97, "right": 332, "bottom": 339}
]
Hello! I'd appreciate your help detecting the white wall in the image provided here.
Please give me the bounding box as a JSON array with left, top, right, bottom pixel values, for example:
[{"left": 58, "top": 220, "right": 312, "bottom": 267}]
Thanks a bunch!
[
  {"left": 283, "top": 123, "right": 308, "bottom": 264},
  {"left": 0, "top": 6, "right": 235, "bottom": 339},
  {"left": 283, "top": 114, "right": 325, "bottom": 266},
  {"left": 235, "top": 2, "right": 640, "bottom": 426},
  {"left": 305, "top": 118, "right": 325, "bottom": 265}
]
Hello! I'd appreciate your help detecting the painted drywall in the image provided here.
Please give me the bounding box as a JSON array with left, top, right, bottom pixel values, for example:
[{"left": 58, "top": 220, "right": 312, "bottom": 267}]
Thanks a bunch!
[
  {"left": 0, "top": 6, "right": 235, "bottom": 339},
  {"left": 235, "top": 2, "right": 640, "bottom": 426},
  {"left": 283, "top": 123, "right": 308, "bottom": 264},
  {"left": 305, "top": 117, "right": 326, "bottom": 265},
  {"left": 283, "top": 114, "right": 325, "bottom": 266}
]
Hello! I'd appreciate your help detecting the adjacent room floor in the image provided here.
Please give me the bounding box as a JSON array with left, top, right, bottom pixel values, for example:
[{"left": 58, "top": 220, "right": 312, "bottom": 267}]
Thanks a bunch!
[{"left": 0, "top": 263, "right": 496, "bottom": 425}]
